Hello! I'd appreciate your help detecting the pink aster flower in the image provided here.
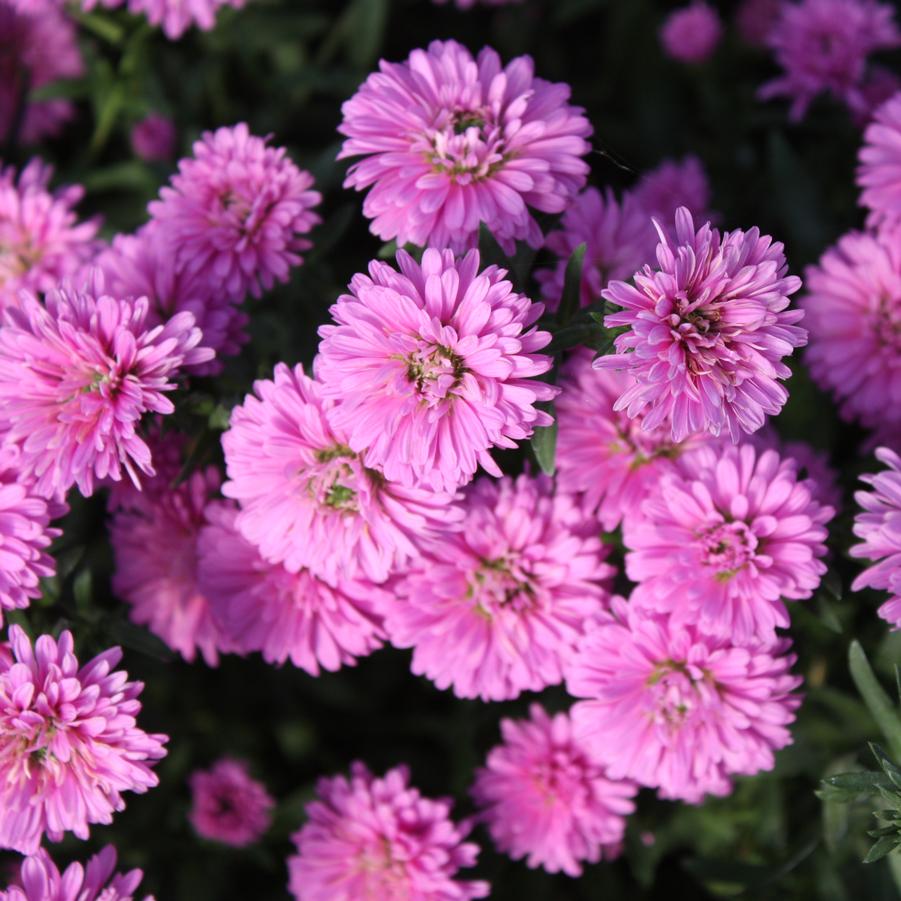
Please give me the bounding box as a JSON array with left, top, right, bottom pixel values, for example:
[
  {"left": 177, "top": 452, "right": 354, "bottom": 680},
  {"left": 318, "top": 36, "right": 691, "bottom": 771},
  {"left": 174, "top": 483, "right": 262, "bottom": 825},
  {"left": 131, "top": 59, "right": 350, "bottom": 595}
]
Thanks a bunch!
[
  {"left": 131, "top": 113, "right": 176, "bottom": 162},
  {"left": 96, "top": 226, "right": 249, "bottom": 375},
  {"left": 0, "top": 846, "right": 148, "bottom": 901},
  {"left": 736, "top": 0, "right": 783, "bottom": 47},
  {"left": 110, "top": 451, "right": 226, "bottom": 666},
  {"left": 567, "top": 603, "right": 803, "bottom": 803},
  {"left": 858, "top": 91, "right": 901, "bottom": 225},
  {"left": 556, "top": 349, "right": 711, "bottom": 531},
  {"left": 634, "top": 155, "right": 717, "bottom": 226},
  {"left": 198, "top": 501, "right": 386, "bottom": 674},
  {"left": 338, "top": 39, "right": 592, "bottom": 254},
  {"left": 288, "top": 762, "right": 489, "bottom": 901},
  {"left": 759, "top": 0, "right": 900, "bottom": 121},
  {"left": 188, "top": 758, "right": 273, "bottom": 847},
  {"left": 148, "top": 123, "right": 320, "bottom": 301},
  {"left": 222, "top": 363, "right": 455, "bottom": 586},
  {"left": 0, "top": 160, "right": 100, "bottom": 310},
  {"left": 0, "top": 449, "right": 59, "bottom": 626},
  {"left": 384, "top": 474, "right": 613, "bottom": 701},
  {"left": 624, "top": 442, "right": 833, "bottom": 643},
  {"left": 0, "top": 625, "right": 167, "bottom": 854},
  {"left": 596, "top": 207, "right": 805, "bottom": 443},
  {"left": 471, "top": 704, "right": 637, "bottom": 876},
  {"left": 83, "top": 0, "right": 244, "bottom": 40},
  {"left": 0, "top": 0, "right": 83, "bottom": 145},
  {"left": 536, "top": 188, "right": 654, "bottom": 311},
  {"left": 318, "top": 248, "right": 556, "bottom": 491},
  {"left": 0, "top": 271, "right": 212, "bottom": 499},
  {"left": 802, "top": 225, "right": 901, "bottom": 427},
  {"left": 660, "top": 2, "right": 723, "bottom": 63},
  {"left": 851, "top": 447, "right": 901, "bottom": 628}
]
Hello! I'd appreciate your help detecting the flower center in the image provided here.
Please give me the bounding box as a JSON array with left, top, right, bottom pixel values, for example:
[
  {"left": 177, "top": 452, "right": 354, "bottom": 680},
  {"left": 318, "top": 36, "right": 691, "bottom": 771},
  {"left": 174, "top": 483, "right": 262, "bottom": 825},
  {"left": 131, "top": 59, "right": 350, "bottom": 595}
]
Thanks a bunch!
[
  {"left": 405, "top": 344, "right": 467, "bottom": 404},
  {"left": 470, "top": 556, "right": 536, "bottom": 617},
  {"left": 308, "top": 445, "right": 360, "bottom": 513},
  {"left": 425, "top": 107, "right": 507, "bottom": 181},
  {"left": 698, "top": 521, "right": 757, "bottom": 579},
  {"left": 876, "top": 294, "right": 901, "bottom": 350},
  {"left": 645, "top": 660, "right": 709, "bottom": 731}
]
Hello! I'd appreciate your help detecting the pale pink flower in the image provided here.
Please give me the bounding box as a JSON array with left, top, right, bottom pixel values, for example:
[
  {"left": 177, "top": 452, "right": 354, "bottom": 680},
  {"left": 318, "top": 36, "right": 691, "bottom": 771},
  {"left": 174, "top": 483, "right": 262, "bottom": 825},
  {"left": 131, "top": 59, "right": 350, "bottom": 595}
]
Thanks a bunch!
[
  {"left": 149, "top": 123, "right": 320, "bottom": 301},
  {"left": 131, "top": 113, "right": 176, "bottom": 162},
  {"left": 189, "top": 758, "right": 273, "bottom": 847},
  {"left": 222, "top": 364, "right": 456, "bottom": 586},
  {"left": 759, "top": 0, "right": 900, "bottom": 121},
  {"left": 0, "top": 626, "right": 167, "bottom": 854},
  {"left": 596, "top": 207, "right": 805, "bottom": 443},
  {"left": 851, "top": 446, "right": 901, "bottom": 628},
  {"left": 0, "top": 160, "right": 100, "bottom": 310},
  {"left": 625, "top": 443, "right": 832, "bottom": 643},
  {"left": 338, "top": 39, "right": 592, "bottom": 253},
  {"left": 198, "top": 501, "right": 386, "bottom": 675},
  {"left": 0, "top": 846, "right": 148, "bottom": 901},
  {"left": 385, "top": 474, "right": 613, "bottom": 701},
  {"left": 660, "top": 2, "right": 723, "bottom": 63},
  {"left": 858, "top": 91, "right": 901, "bottom": 225},
  {"left": 567, "top": 602, "right": 803, "bottom": 803},
  {"left": 318, "top": 249, "right": 556, "bottom": 491},
  {"left": 471, "top": 704, "right": 637, "bottom": 876},
  {"left": 802, "top": 225, "right": 901, "bottom": 427},
  {"left": 288, "top": 762, "right": 489, "bottom": 901},
  {"left": 82, "top": 0, "right": 244, "bottom": 40},
  {"left": 0, "top": 271, "right": 212, "bottom": 499},
  {"left": 556, "top": 349, "right": 711, "bottom": 531}
]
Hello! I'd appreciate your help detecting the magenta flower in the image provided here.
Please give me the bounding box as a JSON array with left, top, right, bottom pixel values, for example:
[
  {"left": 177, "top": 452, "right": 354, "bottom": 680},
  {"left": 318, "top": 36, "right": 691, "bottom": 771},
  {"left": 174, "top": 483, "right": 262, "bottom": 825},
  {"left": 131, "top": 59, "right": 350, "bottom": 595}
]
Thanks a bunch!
[
  {"left": 537, "top": 188, "right": 654, "bottom": 311},
  {"left": 149, "top": 123, "right": 320, "bottom": 301},
  {"left": 222, "top": 363, "right": 456, "bottom": 586},
  {"left": 0, "top": 160, "right": 100, "bottom": 310},
  {"left": 802, "top": 226, "right": 901, "bottom": 427},
  {"left": 735, "top": 0, "right": 783, "bottom": 47},
  {"left": 0, "top": 846, "right": 148, "bottom": 901},
  {"left": 0, "top": 626, "right": 167, "bottom": 854},
  {"left": 596, "top": 207, "right": 805, "bottom": 443},
  {"left": 385, "top": 474, "right": 613, "bottom": 701},
  {"left": 556, "top": 349, "right": 711, "bottom": 531},
  {"left": 131, "top": 113, "right": 176, "bottom": 162},
  {"left": 96, "top": 225, "right": 249, "bottom": 376},
  {"left": 0, "top": 0, "right": 83, "bottom": 145},
  {"left": 567, "top": 603, "right": 803, "bottom": 803},
  {"left": 471, "top": 704, "right": 637, "bottom": 876},
  {"left": 859, "top": 91, "right": 901, "bottom": 225},
  {"left": 189, "top": 758, "right": 274, "bottom": 847},
  {"left": 338, "top": 39, "right": 592, "bottom": 253},
  {"left": 660, "top": 2, "right": 723, "bottom": 64},
  {"left": 0, "top": 271, "right": 211, "bottom": 499},
  {"left": 624, "top": 443, "right": 833, "bottom": 643},
  {"left": 318, "top": 249, "right": 556, "bottom": 491},
  {"left": 198, "top": 501, "right": 386, "bottom": 674},
  {"left": 851, "top": 447, "right": 901, "bottom": 628},
  {"left": 634, "top": 155, "right": 717, "bottom": 226},
  {"left": 433, "top": 0, "right": 520, "bottom": 7},
  {"left": 83, "top": 0, "right": 244, "bottom": 40},
  {"left": 759, "top": 0, "right": 900, "bottom": 121},
  {"left": 110, "top": 455, "right": 227, "bottom": 666},
  {"left": 288, "top": 762, "right": 489, "bottom": 901}
]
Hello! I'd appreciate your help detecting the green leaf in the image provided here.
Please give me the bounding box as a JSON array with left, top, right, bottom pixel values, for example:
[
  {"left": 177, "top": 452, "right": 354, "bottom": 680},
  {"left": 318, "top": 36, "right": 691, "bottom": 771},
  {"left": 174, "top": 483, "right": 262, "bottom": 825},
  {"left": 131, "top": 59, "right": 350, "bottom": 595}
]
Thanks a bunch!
[
  {"left": 863, "top": 835, "right": 901, "bottom": 863},
  {"left": 558, "top": 243, "right": 586, "bottom": 327},
  {"left": 478, "top": 223, "right": 508, "bottom": 272},
  {"left": 531, "top": 415, "right": 558, "bottom": 476},
  {"left": 72, "top": 10, "right": 126, "bottom": 44},
  {"left": 870, "top": 743, "right": 901, "bottom": 790},
  {"left": 850, "top": 641, "right": 901, "bottom": 760},
  {"left": 107, "top": 620, "right": 176, "bottom": 662},
  {"left": 346, "top": 0, "right": 388, "bottom": 68},
  {"left": 819, "top": 771, "right": 895, "bottom": 796}
]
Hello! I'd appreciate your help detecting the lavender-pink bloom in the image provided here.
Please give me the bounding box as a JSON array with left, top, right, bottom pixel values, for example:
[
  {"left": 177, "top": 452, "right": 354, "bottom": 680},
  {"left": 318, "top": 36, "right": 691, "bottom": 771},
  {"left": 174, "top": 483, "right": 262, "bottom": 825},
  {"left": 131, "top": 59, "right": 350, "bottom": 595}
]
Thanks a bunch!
[
  {"left": 634, "top": 155, "right": 717, "bottom": 226},
  {"left": 567, "top": 603, "right": 803, "bottom": 803},
  {"left": 0, "top": 846, "right": 148, "bottom": 901},
  {"left": 198, "top": 501, "right": 386, "bottom": 675},
  {"left": 0, "top": 160, "right": 100, "bottom": 310},
  {"left": 83, "top": 0, "right": 244, "bottom": 40},
  {"left": 222, "top": 363, "right": 454, "bottom": 586},
  {"left": 759, "top": 0, "right": 900, "bottom": 121},
  {"left": 851, "top": 447, "right": 901, "bottom": 628},
  {"left": 471, "top": 704, "right": 637, "bottom": 876},
  {"left": 0, "top": 626, "right": 167, "bottom": 854},
  {"left": 736, "top": 0, "right": 783, "bottom": 47},
  {"left": 189, "top": 758, "right": 274, "bottom": 847},
  {"left": 802, "top": 225, "right": 901, "bottom": 427},
  {"left": 0, "top": 271, "right": 211, "bottom": 499},
  {"left": 288, "top": 762, "right": 489, "bottom": 901},
  {"left": 318, "top": 249, "right": 556, "bottom": 491},
  {"left": 858, "top": 91, "right": 901, "bottom": 225},
  {"left": 385, "top": 474, "right": 613, "bottom": 701},
  {"left": 149, "top": 123, "right": 320, "bottom": 301},
  {"left": 624, "top": 443, "right": 833, "bottom": 643},
  {"left": 131, "top": 113, "right": 176, "bottom": 162},
  {"left": 596, "top": 207, "right": 805, "bottom": 443},
  {"left": 338, "top": 39, "right": 592, "bottom": 253},
  {"left": 660, "top": 2, "right": 723, "bottom": 64}
]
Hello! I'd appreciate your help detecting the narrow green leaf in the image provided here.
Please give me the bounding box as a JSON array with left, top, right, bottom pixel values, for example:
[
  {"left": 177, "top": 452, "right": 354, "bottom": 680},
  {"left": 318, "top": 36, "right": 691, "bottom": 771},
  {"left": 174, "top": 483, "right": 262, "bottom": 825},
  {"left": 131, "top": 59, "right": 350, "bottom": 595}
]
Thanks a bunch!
[
  {"left": 558, "top": 243, "right": 586, "bottom": 327},
  {"left": 850, "top": 641, "right": 901, "bottom": 760},
  {"left": 531, "top": 417, "right": 557, "bottom": 476},
  {"left": 821, "top": 771, "right": 894, "bottom": 794},
  {"left": 377, "top": 239, "right": 398, "bottom": 260},
  {"left": 870, "top": 743, "right": 901, "bottom": 790},
  {"left": 478, "top": 223, "right": 508, "bottom": 272},
  {"left": 863, "top": 835, "right": 901, "bottom": 863},
  {"left": 72, "top": 10, "right": 125, "bottom": 44}
]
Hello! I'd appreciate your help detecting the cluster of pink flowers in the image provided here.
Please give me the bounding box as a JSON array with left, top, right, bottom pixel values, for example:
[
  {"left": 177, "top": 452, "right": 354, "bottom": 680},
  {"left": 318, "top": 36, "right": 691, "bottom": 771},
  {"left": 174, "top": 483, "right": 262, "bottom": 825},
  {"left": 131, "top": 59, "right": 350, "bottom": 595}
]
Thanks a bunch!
[{"left": 82, "top": 0, "right": 244, "bottom": 40}]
